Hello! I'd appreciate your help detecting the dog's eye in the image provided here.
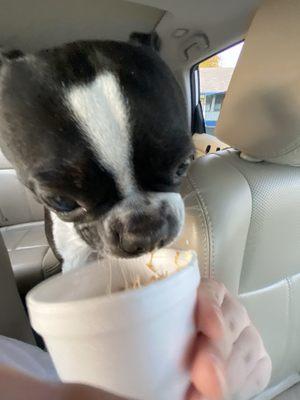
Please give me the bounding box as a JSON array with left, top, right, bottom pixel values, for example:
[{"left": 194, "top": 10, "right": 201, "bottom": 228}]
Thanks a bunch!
[
  {"left": 175, "top": 158, "right": 191, "bottom": 179},
  {"left": 45, "top": 195, "right": 79, "bottom": 213}
]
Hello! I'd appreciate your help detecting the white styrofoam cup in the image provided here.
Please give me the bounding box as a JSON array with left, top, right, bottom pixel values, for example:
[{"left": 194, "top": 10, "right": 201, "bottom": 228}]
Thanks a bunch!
[{"left": 26, "top": 249, "right": 200, "bottom": 400}]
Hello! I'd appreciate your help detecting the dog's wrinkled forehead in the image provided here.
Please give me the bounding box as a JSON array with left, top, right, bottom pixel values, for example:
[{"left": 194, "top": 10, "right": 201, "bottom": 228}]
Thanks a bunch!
[{"left": 0, "top": 40, "right": 193, "bottom": 196}]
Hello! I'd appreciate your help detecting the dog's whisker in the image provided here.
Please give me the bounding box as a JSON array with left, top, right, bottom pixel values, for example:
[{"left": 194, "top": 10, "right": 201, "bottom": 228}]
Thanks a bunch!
[
  {"left": 119, "top": 262, "right": 129, "bottom": 291},
  {"left": 105, "top": 258, "right": 113, "bottom": 295}
]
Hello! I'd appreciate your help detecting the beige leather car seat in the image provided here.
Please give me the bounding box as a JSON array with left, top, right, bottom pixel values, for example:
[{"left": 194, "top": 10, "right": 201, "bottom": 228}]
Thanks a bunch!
[
  {"left": 178, "top": 0, "right": 300, "bottom": 398},
  {"left": 0, "top": 150, "right": 60, "bottom": 295},
  {"left": 0, "top": 231, "right": 35, "bottom": 345}
]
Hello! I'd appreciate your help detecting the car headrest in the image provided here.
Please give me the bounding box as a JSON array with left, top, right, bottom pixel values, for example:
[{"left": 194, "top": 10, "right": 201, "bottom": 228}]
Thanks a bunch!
[{"left": 216, "top": 0, "right": 300, "bottom": 166}]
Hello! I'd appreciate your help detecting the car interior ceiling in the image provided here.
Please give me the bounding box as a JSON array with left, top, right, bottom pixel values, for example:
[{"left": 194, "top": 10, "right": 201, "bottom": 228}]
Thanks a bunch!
[{"left": 0, "top": 0, "right": 262, "bottom": 122}]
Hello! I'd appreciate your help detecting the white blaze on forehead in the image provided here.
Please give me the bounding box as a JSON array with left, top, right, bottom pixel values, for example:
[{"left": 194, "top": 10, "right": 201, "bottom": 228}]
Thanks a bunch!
[{"left": 67, "top": 71, "right": 136, "bottom": 196}]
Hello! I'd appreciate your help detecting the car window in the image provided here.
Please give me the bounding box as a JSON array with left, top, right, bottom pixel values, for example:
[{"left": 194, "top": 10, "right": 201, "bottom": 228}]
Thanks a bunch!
[{"left": 198, "top": 42, "right": 243, "bottom": 135}]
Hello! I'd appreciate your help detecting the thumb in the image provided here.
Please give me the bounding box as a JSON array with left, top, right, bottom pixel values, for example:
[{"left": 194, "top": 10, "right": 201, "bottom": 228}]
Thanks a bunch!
[
  {"left": 191, "top": 336, "right": 227, "bottom": 400},
  {"left": 186, "top": 385, "right": 209, "bottom": 400}
]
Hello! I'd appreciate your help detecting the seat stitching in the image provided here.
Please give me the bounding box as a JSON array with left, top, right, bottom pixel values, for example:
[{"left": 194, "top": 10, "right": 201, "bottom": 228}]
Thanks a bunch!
[
  {"left": 187, "top": 172, "right": 214, "bottom": 279},
  {"left": 283, "top": 277, "right": 294, "bottom": 375},
  {"left": 9, "top": 229, "right": 29, "bottom": 251},
  {"left": 185, "top": 174, "right": 210, "bottom": 277},
  {"left": 214, "top": 151, "right": 254, "bottom": 294}
]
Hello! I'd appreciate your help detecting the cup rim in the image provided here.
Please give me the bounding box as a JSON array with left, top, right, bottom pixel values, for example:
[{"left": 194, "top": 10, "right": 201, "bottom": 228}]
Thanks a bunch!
[
  {"left": 27, "top": 251, "right": 198, "bottom": 311},
  {"left": 26, "top": 251, "right": 200, "bottom": 336}
]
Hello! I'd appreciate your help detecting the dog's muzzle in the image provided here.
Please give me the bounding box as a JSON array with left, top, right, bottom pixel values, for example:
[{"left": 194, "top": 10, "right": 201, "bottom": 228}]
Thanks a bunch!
[{"left": 101, "top": 192, "right": 185, "bottom": 257}]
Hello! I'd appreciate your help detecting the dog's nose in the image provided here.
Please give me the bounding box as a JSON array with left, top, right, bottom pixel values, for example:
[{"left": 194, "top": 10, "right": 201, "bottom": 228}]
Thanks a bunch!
[
  {"left": 120, "top": 236, "right": 153, "bottom": 255},
  {"left": 115, "top": 214, "right": 170, "bottom": 255}
]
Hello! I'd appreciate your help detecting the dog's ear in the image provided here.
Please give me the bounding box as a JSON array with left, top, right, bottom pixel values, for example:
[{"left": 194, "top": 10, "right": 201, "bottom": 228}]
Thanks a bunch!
[
  {"left": 129, "top": 32, "right": 161, "bottom": 52},
  {"left": 3, "top": 49, "right": 24, "bottom": 60},
  {"left": 0, "top": 47, "right": 24, "bottom": 67}
]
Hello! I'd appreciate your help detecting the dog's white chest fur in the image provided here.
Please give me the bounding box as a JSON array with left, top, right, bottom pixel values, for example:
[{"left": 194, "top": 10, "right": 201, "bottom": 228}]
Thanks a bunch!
[{"left": 51, "top": 212, "right": 93, "bottom": 272}]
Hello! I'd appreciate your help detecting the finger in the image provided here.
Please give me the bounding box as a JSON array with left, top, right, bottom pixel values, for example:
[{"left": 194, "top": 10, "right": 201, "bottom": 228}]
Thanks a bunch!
[
  {"left": 226, "top": 325, "right": 266, "bottom": 394},
  {"left": 221, "top": 292, "right": 250, "bottom": 345},
  {"left": 191, "top": 335, "right": 227, "bottom": 400},
  {"left": 186, "top": 386, "right": 208, "bottom": 400},
  {"left": 214, "top": 292, "right": 251, "bottom": 359},
  {"left": 199, "top": 279, "right": 227, "bottom": 307},
  {"left": 0, "top": 364, "right": 59, "bottom": 400},
  {"left": 184, "top": 333, "right": 199, "bottom": 370},
  {"left": 189, "top": 393, "right": 207, "bottom": 400},
  {"left": 197, "top": 283, "right": 238, "bottom": 359},
  {"left": 197, "top": 280, "right": 227, "bottom": 341},
  {"left": 235, "top": 356, "right": 272, "bottom": 400}
]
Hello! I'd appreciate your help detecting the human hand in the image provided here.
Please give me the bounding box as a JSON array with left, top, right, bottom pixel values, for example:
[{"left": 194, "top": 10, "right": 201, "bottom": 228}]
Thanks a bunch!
[
  {"left": 0, "top": 364, "right": 129, "bottom": 400},
  {"left": 187, "top": 279, "right": 272, "bottom": 400}
]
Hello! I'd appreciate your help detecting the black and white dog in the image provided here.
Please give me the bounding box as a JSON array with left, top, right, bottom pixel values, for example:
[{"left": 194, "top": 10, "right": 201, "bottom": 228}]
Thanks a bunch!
[{"left": 0, "top": 34, "right": 194, "bottom": 272}]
